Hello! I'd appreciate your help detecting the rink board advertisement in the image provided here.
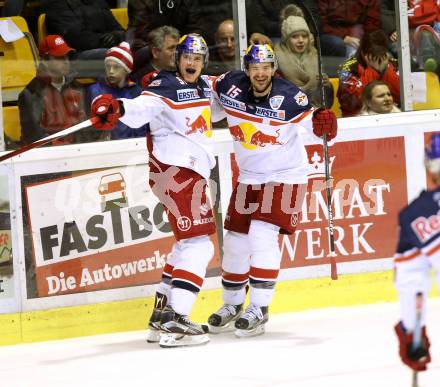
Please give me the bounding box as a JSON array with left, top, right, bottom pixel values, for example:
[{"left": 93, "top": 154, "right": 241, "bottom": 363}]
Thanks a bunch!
[
  {"left": 22, "top": 165, "right": 221, "bottom": 298},
  {"left": 231, "top": 137, "right": 408, "bottom": 268}
]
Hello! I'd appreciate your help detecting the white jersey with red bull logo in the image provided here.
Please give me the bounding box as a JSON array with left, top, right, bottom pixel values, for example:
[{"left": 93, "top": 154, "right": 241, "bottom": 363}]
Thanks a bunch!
[
  {"left": 119, "top": 70, "right": 224, "bottom": 180},
  {"left": 212, "top": 70, "right": 314, "bottom": 184}
]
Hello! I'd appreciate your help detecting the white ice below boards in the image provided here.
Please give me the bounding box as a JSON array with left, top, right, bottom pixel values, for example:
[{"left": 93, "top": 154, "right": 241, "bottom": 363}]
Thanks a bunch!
[{"left": 0, "top": 300, "right": 439, "bottom": 387}]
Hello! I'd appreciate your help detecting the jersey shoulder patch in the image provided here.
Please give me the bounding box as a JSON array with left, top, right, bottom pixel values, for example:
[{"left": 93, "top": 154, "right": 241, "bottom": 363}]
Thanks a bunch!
[
  {"left": 272, "top": 77, "right": 311, "bottom": 113},
  {"left": 144, "top": 70, "right": 180, "bottom": 100}
]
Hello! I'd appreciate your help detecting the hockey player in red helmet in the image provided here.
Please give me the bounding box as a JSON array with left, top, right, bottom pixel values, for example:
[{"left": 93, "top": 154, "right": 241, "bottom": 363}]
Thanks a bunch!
[
  {"left": 207, "top": 44, "right": 338, "bottom": 337},
  {"left": 393, "top": 134, "right": 440, "bottom": 372},
  {"left": 90, "top": 34, "right": 224, "bottom": 348}
]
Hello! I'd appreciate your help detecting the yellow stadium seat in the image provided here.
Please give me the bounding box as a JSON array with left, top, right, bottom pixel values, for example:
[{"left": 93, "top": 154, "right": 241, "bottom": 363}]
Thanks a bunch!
[
  {"left": 329, "top": 78, "right": 342, "bottom": 118},
  {"left": 413, "top": 71, "right": 440, "bottom": 110},
  {"left": 111, "top": 8, "right": 128, "bottom": 30},
  {"left": 0, "top": 16, "right": 39, "bottom": 102},
  {"left": 37, "top": 13, "right": 47, "bottom": 46},
  {"left": 2, "top": 106, "right": 22, "bottom": 142}
]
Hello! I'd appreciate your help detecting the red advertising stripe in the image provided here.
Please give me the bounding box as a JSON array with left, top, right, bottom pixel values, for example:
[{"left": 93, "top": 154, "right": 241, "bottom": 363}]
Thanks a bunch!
[
  {"left": 34, "top": 235, "right": 220, "bottom": 298},
  {"left": 171, "top": 269, "right": 204, "bottom": 287}
]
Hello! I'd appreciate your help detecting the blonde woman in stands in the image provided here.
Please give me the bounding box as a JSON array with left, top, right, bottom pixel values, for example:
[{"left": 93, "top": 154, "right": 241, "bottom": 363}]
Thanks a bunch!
[
  {"left": 359, "top": 80, "right": 401, "bottom": 115},
  {"left": 274, "top": 5, "right": 333, "bottom": 108}
]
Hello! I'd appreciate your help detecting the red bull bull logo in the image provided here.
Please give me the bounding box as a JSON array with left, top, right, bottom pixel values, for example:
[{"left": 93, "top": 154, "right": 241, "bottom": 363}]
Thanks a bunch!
[
  {"left": 229, "top": 123, "right": 283, "bottom": 149},
  {"left": 185, "top": 115, "right": 208, "bottom": 135},
  {"left": 229, "top": 125, "right": 246, "bottom": 142},
  {"left": 184, "top": 108, "right": 212, "bottom": 137},
  {"left": 249, "top": 130, "right": 282, "bottom": 147}
]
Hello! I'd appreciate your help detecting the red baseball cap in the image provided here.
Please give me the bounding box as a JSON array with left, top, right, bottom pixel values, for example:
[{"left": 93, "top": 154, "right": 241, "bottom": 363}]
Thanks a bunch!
[{"left": 39, "top": 35, "right": 75, "bottom": 57}]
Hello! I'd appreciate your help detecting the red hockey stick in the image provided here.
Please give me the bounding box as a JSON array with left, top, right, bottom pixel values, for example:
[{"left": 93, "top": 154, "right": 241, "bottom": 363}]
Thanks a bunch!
[{"left": 0, "top": 117, "right": 99, "bottom": 163}]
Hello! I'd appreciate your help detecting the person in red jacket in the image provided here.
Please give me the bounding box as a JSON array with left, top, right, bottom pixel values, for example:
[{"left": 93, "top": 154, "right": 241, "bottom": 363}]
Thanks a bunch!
[
  {"left": 319, "top": 0, "right": 380, "bottom": 58},
  {"left": 337, "top": 29, "right": 400, "bottom": 117},
  {"left": 18, "top": 35, "right": 89, "bottom": 145}
]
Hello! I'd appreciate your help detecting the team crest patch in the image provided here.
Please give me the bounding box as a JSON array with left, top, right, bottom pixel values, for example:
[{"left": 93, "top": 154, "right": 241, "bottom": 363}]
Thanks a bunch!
[
  {"left": 294, "top": 91, "right": 308, "bottom": 106},
  {"left": 149, "top": 79, "right": 162, "bottom": 87},
  {"left": 269, "top": 95, "right": 284, "bottom": 110}
]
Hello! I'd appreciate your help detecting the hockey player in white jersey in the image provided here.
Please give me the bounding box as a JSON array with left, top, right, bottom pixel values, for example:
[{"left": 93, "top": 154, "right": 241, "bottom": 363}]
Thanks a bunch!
[
  {"left": 393, "top": 134, "right": 440, "bottom": 371},
  {"left": 90, "top": 34, "right": 223, "bottom": 348},
  {"left": 207, "top": 44, "right": 338, "bottom": 337}
]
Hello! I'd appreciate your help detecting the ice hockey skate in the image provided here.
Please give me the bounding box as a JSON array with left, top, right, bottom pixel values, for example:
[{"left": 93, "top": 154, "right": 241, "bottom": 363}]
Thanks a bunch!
[
  {"left": 208, "top": 304, "right": 243, "bottom": 333},
  {"left": 146, "top": 309, "right": 162, "bottom": 343},
  {"left": 234, "top": 304, "right": 268, "bottom": 338},
  {"left": 159, "top": 306, "right": 210, "bottom": 348},
  {"left": 145, "top": 293, "right": 167, "bottom": 343}
]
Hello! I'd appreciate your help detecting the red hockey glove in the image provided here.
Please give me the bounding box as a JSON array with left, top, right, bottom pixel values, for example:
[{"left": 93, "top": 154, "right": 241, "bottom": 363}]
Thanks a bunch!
[
  {"left": 91, "top": 94, "right": 122, "bottom": 130},
  {"left": 394, "top": 321, "right": 431, "bottom": 371},
  {"left": 312, "top": 108, "right": 337, "bottom": 141}
]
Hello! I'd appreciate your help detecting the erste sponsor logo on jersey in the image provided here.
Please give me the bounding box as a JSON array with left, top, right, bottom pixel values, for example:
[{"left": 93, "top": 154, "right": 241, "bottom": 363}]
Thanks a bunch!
[
  {"left": 220, "top": 93, "right": 246, "bottom": 111},
  {"left": 411, "top": 210, "right": 440, "bottom": 243},
  {"left": 255, "top": 106, "right": 285, "bottom": 120},
  {"left": 269, "top": 95, "right": 284, "bottom": 110},
  {"left": 177, "top": 88, "right": 200, "bottom": 101},
  {"left": 294, "top": 91, "right": 308, "bottom": 106}
]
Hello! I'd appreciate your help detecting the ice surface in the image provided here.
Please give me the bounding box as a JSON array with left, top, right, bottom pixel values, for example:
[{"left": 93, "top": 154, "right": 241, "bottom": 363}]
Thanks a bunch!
[{"left": 1, "top": 300, "right": 439, "bottom": 387}]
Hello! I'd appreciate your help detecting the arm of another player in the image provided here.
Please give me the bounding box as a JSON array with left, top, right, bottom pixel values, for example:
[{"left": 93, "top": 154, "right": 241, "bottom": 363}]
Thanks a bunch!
[{"left": 393, "top": 218, "right": 431, "bottom": 372}]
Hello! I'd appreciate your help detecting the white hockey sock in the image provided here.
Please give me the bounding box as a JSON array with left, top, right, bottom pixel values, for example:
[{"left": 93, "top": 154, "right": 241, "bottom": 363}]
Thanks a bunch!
[
  {"left": 249, "top": 286, "right": 275, "bottom": 307},
  {"left": 248, "top": 220, "right": 280, "bottom": 307},
  {"left": 222, "top": 287, "right": 247, "bottom": 306},
  {"left": 170, "top": 287, "right": 197, "bottom": 316},
  {"left": 400, "top": 290, "right": 428, "bottom": 330},
  {"left": 156, "top": 282, "right": 171, "bottom": 303}
]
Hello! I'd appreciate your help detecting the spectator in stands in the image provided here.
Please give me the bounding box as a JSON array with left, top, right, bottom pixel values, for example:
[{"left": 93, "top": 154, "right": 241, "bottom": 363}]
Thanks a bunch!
[
  {"left": 380, "top": 0, "right": 398, "bottom": 57},
  {"left": 274, "top": 6, "right": 333, "bottom": 108},
  {"left": 18, "top": 35, "right": 88, "bottom": 145},
  {"left": 319, "top": 0, "right": 380, "bottom": 58},
  {"left": 206, "top": 19, "right": 236, "bottom": 75},
  {"left": 42, "top": 0, "right": 125, "bottom": 61},
  {"left": 246, "top": 0, "right": 321, "bottom": 46},
  {"left": 359, "top": 80, "right": 401, "bottom": 115},
  {"left": 87, "top": 42, "right": 147, "bottom": 139},
  {"left": 197, "top": 0, "right": 233, "bottom": 47},
  {"left": 132, "top": 25, "right": 179, "bottom": 86},
  {"left": 127, "top": 0, "right": 203, "bottom": 52},
  {"left": 337, "top": 29, "right": 400, "bottom": 117}
]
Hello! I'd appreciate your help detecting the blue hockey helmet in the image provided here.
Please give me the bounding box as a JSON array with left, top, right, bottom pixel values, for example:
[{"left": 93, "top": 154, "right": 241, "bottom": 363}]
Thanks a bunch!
[
  {"left": 425, "top": 133, "right": 440, "bottom": 174},
  {"left": 175, "top": 34, "right": 209, "bottom": 67},
  {"left": 242, "top": 44, "right": 277, "bottom": 71}
]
